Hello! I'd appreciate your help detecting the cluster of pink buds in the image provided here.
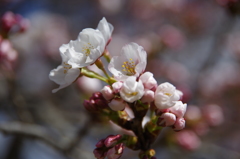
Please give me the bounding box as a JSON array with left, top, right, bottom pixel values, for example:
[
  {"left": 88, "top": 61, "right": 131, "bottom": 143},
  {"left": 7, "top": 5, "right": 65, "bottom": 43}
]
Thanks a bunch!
[
  {"left": 83, "top": 92, "right": 109, "bottom": 113},
  {"left": 155, "top": 100, "right": 187, "bottom": 131},
  {"left": 94, "top": 135, "right": 124, "bottom": 159},
  {"left": 0, "top": 11, "right": 29, "bottom": 34}
]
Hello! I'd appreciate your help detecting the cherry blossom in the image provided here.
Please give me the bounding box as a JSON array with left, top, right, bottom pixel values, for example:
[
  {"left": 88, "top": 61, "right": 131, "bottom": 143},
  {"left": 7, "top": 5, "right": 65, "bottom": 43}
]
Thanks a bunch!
[
  {"left": 154, "top": 82, "right": 181, "bottom": 109},
  {"left": 108, "top": 43, "right": 147, "bottom": 81},
  {"left": 119, "top": 76, "right": 144, "bottom": 103}
]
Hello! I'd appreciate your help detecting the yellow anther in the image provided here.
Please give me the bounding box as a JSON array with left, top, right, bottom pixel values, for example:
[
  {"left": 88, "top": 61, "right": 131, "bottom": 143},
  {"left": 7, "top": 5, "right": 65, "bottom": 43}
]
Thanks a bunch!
[
  {"left": 164, "top": 93, "right": 172, "bottom": 96},
  {"left": 121, "top": 58, "right": 136, "bottom": 75},
  {"left": 126, "top": 92, "right": 138, "bottom": 96},
  {"left": 82, "top": 43, "right": 94, "bottom": 56}
]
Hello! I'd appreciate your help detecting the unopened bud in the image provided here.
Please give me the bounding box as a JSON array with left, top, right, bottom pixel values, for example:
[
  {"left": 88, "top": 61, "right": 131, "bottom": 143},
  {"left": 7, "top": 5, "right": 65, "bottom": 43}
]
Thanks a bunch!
[
  {"left": 96, "top": 139, "right": 105, "bottom": 148},
  {"left": 157, "top": 112, "right": 176, "bottom": 127},
  {"left": 173, "top": 117, "right": 185, "bottom": 131},
  {"left": 109, "top": 98, "right": 126, "bottom": 111},
  {"left": 139, "top": 72, "right": 157, "bottom": 90},
  {"left": 141, "top": 89, "right": 154, "bottom": 103},
  {"left": 83, "top": 100, "right": 97, "bottom": 112},
  {"left": 101, "top": 85, "right": 114, "bottom": 100},
  {"left": 104, "top": 134, "right": 122, "bottom": 147},
  {"left": 112, "top": 81, "right": 123, "bottom": 93},
  {"left": 84, "top": 92, "right": 109, "bottom": 112},
  {"left": 93, "top": 148, "right": 106, "bottom": 159},
  {"left": 169, "top": 101, "right": 187, "bottom": 118},
  {"left": 106, "top": 143, "right": 124, "bottom": 159}
]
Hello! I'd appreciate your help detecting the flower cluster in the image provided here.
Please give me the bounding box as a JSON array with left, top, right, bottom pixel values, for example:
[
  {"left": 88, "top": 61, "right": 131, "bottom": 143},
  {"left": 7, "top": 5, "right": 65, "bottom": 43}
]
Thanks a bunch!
[
  {"left": 93, "top": 135, "right": 124, "bottom": 159},
  {"left": 49, "top": 18, "right": 188, "bottom": 159},
  {"left": 49, "top": 17, "right": 113, "bottom": 93}
]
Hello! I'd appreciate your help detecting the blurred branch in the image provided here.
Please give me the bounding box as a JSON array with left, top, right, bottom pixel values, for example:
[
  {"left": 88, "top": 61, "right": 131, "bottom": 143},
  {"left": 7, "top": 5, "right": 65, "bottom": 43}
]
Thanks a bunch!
[{"left": 0, "top": 120, "right": 92, "bottom": 154}]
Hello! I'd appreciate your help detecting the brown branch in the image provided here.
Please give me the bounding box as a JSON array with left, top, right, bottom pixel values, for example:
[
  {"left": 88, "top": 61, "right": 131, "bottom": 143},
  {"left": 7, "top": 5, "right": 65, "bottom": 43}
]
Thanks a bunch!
[{"left": 0, "top": 121, "right": 91, "bottom": 154}]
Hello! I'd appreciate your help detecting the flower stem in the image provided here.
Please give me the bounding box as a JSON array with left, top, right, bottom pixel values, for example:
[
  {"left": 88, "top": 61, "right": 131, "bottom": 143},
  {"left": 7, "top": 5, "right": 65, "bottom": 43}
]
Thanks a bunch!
[
  {"left": 103, "top": 49, "right": 111, "bottom": 63},
  {"left": 95, "top": 58, "right": 111, "bottom": 79},
  {"left": 81, "top": 67, "right": 108, "bottom": 83}
]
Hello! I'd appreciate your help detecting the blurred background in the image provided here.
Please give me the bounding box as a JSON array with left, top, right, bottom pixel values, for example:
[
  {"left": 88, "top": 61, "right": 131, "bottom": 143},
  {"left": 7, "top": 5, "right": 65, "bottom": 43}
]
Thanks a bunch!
[{"left": 0, "top": 0, "right": 240, "bottom": 158}]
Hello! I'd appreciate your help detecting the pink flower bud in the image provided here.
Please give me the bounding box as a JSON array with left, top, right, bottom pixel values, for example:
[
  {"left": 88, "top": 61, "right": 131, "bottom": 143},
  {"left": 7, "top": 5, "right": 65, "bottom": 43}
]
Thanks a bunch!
[
  {"left": 175, "top": 130, "right": 201, "bottom": 150},
  {"left": 96, "top": 139, "right": 105, "bottom": 148},
  {"left": 139, "top": 72, "right": 157, "bottom": 90},
  {"left": 157, "top": 112, "right": 176, "bottom": 127},
  {"left": 95, "top": 98, "right": 108, "bottom": 109},
  {"left": 104, "top": 134, "right": 122, "bottom": 147},
  {"left": 169, "top": 101, "right": 187, "bottom": 118},
  {"left": 173, "top": 117, "right": 185, "bottom": 131},
  {"left": 83, "top": 100, "right": 98, "bottom": 112},
  {"left": 141, "top": 89, "right": 154, "bottom": 103},
  {"left": 106, "top": 143, "right": 124, "bottom": 159},
  {"left": 112, "top": 81, "right": 123, "bottom": 93},
  {"left": 109, "top": 98, "right": 126, "bottom": 111},
  {"left": 101, "top": 85, "right": 114, "bottom": 100},
  {"left": 83, "top": 92, "right": 108, "bottom": 112},
  {"left": 93, "top": 148, "right": 106, "bottom": 159}
]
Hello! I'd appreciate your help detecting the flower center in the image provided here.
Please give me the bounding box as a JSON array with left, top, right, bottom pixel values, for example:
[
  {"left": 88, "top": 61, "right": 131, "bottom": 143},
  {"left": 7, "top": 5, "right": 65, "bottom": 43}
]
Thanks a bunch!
[
  {"left": 122, "top": 58, "right": 136, "bottom": 75},
  {"left": 63, "top": 62, "right": 72, "bottom": 74},
  {"left": 164, "top": 93, "right": 172, "bottom": 96},
  {"left": 82, "top": 43, "right": 94, "bottom": 56},
  {"left": 126, "top": 91, "right": 138, "bottom": 96}
]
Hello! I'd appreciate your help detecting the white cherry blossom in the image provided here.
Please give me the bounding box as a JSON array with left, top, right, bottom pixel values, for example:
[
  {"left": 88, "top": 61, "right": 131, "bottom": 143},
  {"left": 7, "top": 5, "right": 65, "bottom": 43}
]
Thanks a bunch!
[
  {"left": 97, "top": 17, "right": 114, "bottom": 45},
  {"left": 154, "top": 82, "right": 181, "bottom": 109},
  {"left": 49, "top": 63, "right": 80, "bottom": 93},
  {"left": 65, "top": 28, "right": 105, "bottom": 68},
  {"left": 49, "top": 44, "right": 81, "bottom": 93},
  {"left": 139, "top": 72, "right": 157, "bottom": 90},
  {"left": 108, "top": 43, "right": 147, "bottom": 81},
  {"left": 119, "top": 76, "right": 144, "bottom": 103}
]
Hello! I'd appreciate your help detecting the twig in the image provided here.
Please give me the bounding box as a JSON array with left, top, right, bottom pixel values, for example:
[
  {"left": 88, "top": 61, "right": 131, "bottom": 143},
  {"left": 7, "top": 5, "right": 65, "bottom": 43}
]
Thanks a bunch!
[{"left": 0, "top": 121, "right": 91, "bottom": 154}]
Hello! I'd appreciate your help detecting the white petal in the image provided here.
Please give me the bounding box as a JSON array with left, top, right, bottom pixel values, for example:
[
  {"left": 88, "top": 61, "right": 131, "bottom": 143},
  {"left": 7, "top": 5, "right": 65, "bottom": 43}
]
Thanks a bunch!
[
  {"left": 97, "top": 17, "right": 114, "bottom": 43},
  {"left": 49, "top": 65, "right": 66, "bottom": 85},
  {"left": 49, "top": 65, "right": 80, "bottom": 93}
]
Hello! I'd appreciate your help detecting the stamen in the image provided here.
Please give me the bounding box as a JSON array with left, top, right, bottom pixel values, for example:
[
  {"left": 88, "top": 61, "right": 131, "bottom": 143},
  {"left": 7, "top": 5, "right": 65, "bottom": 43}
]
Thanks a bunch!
[
  {"left": 82, "top": 43, "right": 94, "bottom": 56},
  {"left": 164, "top": 93, "right": 172, "bottom": 96},
  {"left": 126, "top": 92, "right": 138, "bottom": 96},
  {"left": 122, "top": 58, "right": 136, "bottom": 75},
  {"left": 63, "top": 62, "right": 72, "bottom": 74}
]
